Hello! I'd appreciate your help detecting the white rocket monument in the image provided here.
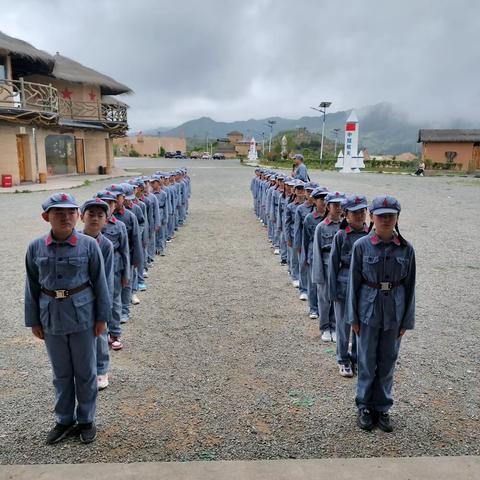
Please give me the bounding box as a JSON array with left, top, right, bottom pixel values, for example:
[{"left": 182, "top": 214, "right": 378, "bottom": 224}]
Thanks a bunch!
[
  {"left": 247, "top": 137, "right": 258, "bottom": 162},
  {"left": 335, "top": 110, "right": 365, "bottom": 173}
]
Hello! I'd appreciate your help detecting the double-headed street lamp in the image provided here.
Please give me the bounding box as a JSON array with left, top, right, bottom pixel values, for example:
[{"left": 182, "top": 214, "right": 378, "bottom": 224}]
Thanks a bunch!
[{"left": 310, "top": 101, "right": 332, "bottom": 163}]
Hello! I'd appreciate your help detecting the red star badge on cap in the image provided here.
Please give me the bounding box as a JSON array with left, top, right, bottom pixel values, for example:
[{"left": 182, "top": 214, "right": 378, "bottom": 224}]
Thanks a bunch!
[
  {"left": 383, "top": 197, "right": 389, "bottom": 207},
  {"left": 61, "top": 193, "right": 68, "bottom": 201}
]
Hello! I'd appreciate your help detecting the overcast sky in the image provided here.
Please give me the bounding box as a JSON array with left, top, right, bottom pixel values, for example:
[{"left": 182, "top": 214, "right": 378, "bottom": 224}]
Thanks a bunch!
[{"left": 2, "top": 0, "right": 479, "bottom": 129}]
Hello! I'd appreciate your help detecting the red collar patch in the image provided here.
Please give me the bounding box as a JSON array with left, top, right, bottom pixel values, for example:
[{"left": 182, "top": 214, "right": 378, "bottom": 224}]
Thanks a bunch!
[
  {"left": 325, "top": 217, "right": 332, "bottom": 225},
  {"left": 345, "top": 225, "right": 352, "bottom": 233},
  {"left": 370, "top": 234, "right": 380, "bottom": 245},
  {"left": 117, "top": 207, "right": 125, "bottom": 215},
  {"left": 393, "top": 234, "right": 401, "bottom": 246},
  {"left": 45, "top": 231, "right": 77, "bottom": 246},
  {"left": 109, "top": 216, "right": 117, "bottom": 224},
  {"left": 313, "top": 210, "right": 322, "bottom": 219}
]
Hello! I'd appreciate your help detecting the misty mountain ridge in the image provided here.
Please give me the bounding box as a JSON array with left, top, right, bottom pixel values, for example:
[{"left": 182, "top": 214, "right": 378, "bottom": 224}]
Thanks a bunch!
[{"left": 140, "top": 103, "right": 478, "bottom": 154}]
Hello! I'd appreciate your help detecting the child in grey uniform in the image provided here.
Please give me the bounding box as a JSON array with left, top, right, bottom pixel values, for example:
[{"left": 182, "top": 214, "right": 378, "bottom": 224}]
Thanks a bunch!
[
  {"left": 24, "top": 193, "right": 110, "bottom": 444},
  {"left": 346, "top": 195, "right": 416, "bottom": 432},
  {"left": 312, "top": 191, "right": 346, "bottom": 342},
  {"left": 80, "top": 198, "right": 114, "bottom": 390},
  {"left": 328, "top": 194, "right": 369, "bottom": 378}
]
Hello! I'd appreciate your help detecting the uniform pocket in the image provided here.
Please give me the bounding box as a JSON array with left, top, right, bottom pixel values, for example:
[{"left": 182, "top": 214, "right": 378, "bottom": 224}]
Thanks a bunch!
[
  {"left": 39, "top": 294, "right": 52, "bottom": 330},
  {"left": 71, "top": 288, "right": 95, "bottom": 328},
  {"left": 395, "top": 256, "right": 409, "bottom": 277},
  {"left": 68, "top": 256, "right": 88, "bottom": 267},
  {"left": 35, "top": 256, "right": 50, "bottom": 278}
]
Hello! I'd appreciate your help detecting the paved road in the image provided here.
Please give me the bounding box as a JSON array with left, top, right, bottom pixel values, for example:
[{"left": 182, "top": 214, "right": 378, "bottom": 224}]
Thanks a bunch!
[{"left": 0, "top": 158, "right": 478, "bottom": 464}]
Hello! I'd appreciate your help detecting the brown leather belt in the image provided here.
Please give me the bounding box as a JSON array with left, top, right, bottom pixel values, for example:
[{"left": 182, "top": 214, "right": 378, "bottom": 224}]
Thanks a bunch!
[
  {"left": 362, "top": 279, "right": 404, "bottom": 291},
  {"left": 41, "top": 283, "right": 90, "bottom": 299}
]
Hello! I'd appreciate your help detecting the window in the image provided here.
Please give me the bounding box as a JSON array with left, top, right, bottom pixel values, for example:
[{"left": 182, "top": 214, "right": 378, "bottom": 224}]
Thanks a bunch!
[
  {"left": 45, "top": 135, "right": 77, "bottom": 175},
  {"left": 0, "top": 57, "right": 6, "bottom": 80}
]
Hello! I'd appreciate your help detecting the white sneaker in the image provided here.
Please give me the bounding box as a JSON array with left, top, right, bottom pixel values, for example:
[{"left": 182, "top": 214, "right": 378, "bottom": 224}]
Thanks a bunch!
[
  {"left": 131, "top": 294, "right": 140, "bottom": 305},
  {"left": 321, "top": 330, "right": 332, "bottom": 342},
  {"left": 97, "top": 374, "right": 109, "bottom": 390},
  {"left": 299, "top": 293, "right": 308, "bottom": 301},
  {"left": 339, "top": 364, "right": 353, "bottom": 378},
  {"left": 274, "top": 248, "right": 280, "bottom": 255},
  {"left": 143, "top": 271, "right": 149, "bottom": 278},
  {"left": 292, "top": 280, "right": 300, "bottom": 288},
  {"left": 309, "top": 312, "right": 319, "bottom": 319},
  {"left": 331, "top": 330, "right": 337, "bottom": 343}
]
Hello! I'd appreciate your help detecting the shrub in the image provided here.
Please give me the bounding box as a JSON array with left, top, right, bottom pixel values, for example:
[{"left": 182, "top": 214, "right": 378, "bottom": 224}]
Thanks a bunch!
[{"left": 129, "top": 149, "right": 140, "bottom": 157}]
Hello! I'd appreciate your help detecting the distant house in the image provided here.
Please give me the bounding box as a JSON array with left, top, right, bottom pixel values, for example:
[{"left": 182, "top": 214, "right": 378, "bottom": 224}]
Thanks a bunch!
[
  {"left": 0, "top": 31, "right": 132, "bottom": 185},
  {"left": 215, "top": 131, "right": 261, "bottom": 158},
  {"left": 418, "top": 129, "right": 480, "bottom": 171},
  {"left": 114, "top": 134, "right": 186, "bottom": 156}
]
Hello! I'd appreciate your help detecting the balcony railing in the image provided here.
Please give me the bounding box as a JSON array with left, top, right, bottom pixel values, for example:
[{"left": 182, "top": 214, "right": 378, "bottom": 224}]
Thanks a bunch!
[
  {"left": 59, "top": 98, "right": 127, "bottom": 124},
  {"left": 0, "top": 78, "right": 58, "bottom": 113}
]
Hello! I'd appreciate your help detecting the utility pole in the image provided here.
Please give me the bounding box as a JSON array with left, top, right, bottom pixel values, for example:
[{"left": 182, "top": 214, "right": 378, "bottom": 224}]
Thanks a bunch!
[
  {"left": 267, "top": 120, "right": 276, "bottom": 153},
  {"left": 205, "top": 132, "right": 209, "bottom": 155},
  {"left": 262, "top": 132, "right": 265, "bottom": 156},
  {"left": 310, "top": 101, "right": 332, "bottom": 164}
]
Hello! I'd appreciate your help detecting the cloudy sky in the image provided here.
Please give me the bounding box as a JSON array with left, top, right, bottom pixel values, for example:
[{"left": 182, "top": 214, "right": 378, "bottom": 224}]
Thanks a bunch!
[{"left": 2, "top": 0, "right": 479, "bottom": 129}]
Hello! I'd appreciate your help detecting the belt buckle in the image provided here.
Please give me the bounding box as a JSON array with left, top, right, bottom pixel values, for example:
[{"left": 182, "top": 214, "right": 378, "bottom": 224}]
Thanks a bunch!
[
  {"left": 380, "top": 282, "right": 391, "bottom": 291},
  {"left": 55, "top": 289, "right": 68, "bottom": 299}
]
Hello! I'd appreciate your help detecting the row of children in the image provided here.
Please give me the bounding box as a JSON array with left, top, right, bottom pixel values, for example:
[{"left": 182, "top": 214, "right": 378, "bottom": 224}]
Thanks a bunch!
[
  {"left": 24, "top": 169, "right": 191, "bottom": 444},
  {"left": 250, "top": 168, "right": 416, "bottom": 432}
]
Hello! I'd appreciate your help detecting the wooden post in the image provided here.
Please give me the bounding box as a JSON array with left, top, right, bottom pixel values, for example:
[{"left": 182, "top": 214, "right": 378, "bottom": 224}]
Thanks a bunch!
[{"left": 20, "top": 77, "right": 26, "bottom": 108}]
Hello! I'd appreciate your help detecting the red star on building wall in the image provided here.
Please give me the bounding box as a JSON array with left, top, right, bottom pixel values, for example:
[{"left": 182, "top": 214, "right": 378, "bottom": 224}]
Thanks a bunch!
[
  {"left": 61, "top": 88, "right": 73, "bottom": 100},
  {"left": 88, "top": 90, "right": 96, "bottom": 101}
]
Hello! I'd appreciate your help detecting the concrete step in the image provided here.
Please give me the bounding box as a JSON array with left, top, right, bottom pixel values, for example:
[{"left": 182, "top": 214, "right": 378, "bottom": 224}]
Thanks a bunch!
[{"left": 1, "top": 456, "right": 479, "bottom": 480}]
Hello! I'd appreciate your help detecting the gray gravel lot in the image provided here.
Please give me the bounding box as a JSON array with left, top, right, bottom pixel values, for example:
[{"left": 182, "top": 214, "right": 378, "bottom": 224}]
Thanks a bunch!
[{"left": 0, "top": 158, "right": 479, "bottom": 464}]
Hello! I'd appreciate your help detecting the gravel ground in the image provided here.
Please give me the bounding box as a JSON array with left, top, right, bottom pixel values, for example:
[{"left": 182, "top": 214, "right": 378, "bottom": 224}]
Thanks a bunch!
[{"left": 0, "top": 158, "right": 479, "bottom": 464}]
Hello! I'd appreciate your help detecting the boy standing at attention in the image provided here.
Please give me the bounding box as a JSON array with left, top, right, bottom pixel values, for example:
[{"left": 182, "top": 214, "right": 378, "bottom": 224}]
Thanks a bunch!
[{"left": 24, "top": 193, "right": 111, "bottom": 444}]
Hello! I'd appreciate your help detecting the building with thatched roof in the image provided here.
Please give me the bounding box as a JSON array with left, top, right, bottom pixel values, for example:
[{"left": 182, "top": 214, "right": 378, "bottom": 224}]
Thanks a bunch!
[
  {"left": 418, "top": 129, "right": 480, "bottom": 172},
  {"left": 0, "top": 31, "right": 132, "bottom": 185}
]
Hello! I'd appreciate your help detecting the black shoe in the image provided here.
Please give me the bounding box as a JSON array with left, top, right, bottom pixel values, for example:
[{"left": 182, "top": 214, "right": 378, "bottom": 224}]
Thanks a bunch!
[
  {"left": 281, "top": 259, "right": 287, "bottom": 265},
  {"left": 357, "top": 408, "right": 374, "bottom": 431},
  {"left": 45, "top": 422, "right": 76, "bottom": 445},
  {"left": 377, "top": 412, "right": 393, "bottom": 432},
  {"left": 78, "top": 423, "right": 97, "bottom": 444}
]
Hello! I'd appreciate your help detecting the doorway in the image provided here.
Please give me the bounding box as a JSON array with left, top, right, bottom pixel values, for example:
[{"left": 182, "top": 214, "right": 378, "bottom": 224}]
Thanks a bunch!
[
  {"left": 16, "top": 135, "right": 27, "bottom": 182},
  {"left": 471, "top": 144, "right": 480, "bottom": 172},
  {"left": 75, "top": 138, "right": 85, "bottom": 173}
]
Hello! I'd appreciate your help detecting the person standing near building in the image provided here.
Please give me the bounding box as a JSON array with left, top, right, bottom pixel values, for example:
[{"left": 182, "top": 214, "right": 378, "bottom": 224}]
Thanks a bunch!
[{"left": 292, "top": 154, "right": 310, "bottom": 182}]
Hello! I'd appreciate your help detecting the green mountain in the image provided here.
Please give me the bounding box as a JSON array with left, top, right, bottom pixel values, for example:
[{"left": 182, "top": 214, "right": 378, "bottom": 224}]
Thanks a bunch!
[{"left": 147, "top": 102, "right": 472, "bottom": 154}]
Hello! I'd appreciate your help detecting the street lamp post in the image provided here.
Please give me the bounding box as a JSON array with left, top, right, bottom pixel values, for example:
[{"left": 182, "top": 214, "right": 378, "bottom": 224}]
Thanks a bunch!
[
  {"left": 267, "top": 120, "right": 276, "bottom": 153},
  {"left": 333, "top": 128, "right": 340, "bottom": 156},
  {"left": 205, "top": 132, "right": 209, "bottom": 155},
  {"left": 261, "top": 132, "right": 265, "bottom": 156},
  {"left": 310, "top": 101, "right": 332, "bottom": 164}
]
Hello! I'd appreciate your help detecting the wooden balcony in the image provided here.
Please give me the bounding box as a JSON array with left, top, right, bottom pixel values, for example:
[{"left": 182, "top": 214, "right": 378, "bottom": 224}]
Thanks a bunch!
[
  {"left": 0, "top": 78, "right": 127, "bottom": 132},
  {"left": 59, "top": 98, "right": 128, "bottom": 126},
  {"left": 0, "top": 78, "right": 58, "bottom": 117}
]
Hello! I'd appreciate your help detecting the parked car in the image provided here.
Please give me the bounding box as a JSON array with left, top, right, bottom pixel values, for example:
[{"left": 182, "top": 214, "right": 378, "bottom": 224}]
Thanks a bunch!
[
  {"left": 201, "top": 152, "right": 211, "bottom": 159},
  {"left": 165, "top": 151, "right": 176, "bottom": 158},
  {"left": 174, "top": 151, "right": 187, "bottom": 159},
  {"left": 213, "top": 153, "right": 225, "bottom": 160},
  {"left": 190, "top": 151, "right": 201, "bottom": 159}
]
